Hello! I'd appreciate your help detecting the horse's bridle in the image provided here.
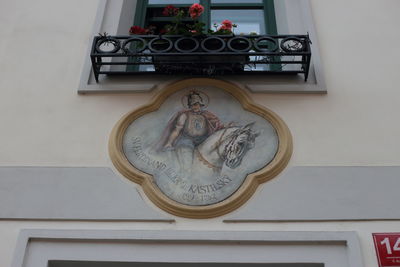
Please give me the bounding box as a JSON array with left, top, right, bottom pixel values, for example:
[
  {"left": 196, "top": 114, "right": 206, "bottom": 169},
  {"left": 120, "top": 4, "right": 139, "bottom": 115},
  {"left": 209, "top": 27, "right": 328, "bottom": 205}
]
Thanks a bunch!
[
  {"left": 215, "top": 127, "right": 230, "bottom": 161},
  {"left": 195, "top": 149, "right": 221, "bottom": 172},
  {"left": 195, "top": 127, "right": 230, "bottom": 171}
]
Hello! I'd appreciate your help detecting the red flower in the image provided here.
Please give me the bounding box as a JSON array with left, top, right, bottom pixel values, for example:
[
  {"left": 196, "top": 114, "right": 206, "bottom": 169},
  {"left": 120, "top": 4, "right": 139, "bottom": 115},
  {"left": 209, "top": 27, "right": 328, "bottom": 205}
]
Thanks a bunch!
[
  {"left": 189, "top": 3, "right": 204, "bottom": 19},
  {"left": 129, "top": 26, "right": 148, "bottom": 35},
  {"left": 221, "top": 19, "right": 233, "bottom": 30},
  {"left": 218, "top": 25, "right": 231, "bottom": 32},
  {"left": 162, "top": 5, "right": 179, "bottom": 16}
]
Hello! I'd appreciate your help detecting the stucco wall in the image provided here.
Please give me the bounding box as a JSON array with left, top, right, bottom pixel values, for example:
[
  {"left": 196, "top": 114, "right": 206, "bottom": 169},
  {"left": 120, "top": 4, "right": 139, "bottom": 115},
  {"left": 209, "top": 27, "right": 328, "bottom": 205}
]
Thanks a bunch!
[
  {"left": 0, "top": 0, "right": 400, "bottom": 266},
  {"left": 0, "top": 0, "right": 399, "bottom": 166}
]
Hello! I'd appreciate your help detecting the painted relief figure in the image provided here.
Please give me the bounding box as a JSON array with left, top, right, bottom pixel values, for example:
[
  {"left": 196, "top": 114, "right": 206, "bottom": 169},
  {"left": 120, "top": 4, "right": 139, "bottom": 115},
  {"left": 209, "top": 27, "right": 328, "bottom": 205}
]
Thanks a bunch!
[
  {"left": 155, "top": 90, "right": 260, "bottom": 182},
  {"left": 156, "top": 91, "right": 225, "bottom": 177},
  {"left": 122, "top": 86, "right": 279, "bottom": 206}
]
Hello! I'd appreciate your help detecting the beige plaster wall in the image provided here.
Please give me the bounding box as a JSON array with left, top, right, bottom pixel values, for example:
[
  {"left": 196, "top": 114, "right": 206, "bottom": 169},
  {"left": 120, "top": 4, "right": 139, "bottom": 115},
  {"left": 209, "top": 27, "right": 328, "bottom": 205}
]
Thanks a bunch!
[
  {"left": 0, "top": 0, "right": 400, "bottom": 267},
  {"left": 1, "top": 0, "right": 400, "bottom": 167}
]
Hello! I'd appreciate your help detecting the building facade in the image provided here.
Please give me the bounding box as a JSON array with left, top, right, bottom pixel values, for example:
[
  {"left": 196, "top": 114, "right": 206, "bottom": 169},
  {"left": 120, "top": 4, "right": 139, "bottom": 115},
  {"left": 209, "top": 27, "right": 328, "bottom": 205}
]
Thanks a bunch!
[{"left": 1, "top": 0, "right": 400, "bottom": 266}]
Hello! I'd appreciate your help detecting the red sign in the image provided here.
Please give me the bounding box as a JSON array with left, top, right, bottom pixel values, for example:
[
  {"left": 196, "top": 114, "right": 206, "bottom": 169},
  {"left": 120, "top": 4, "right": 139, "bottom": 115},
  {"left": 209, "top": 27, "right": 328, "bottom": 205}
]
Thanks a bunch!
[{"left": 373, "top": 233, "right": 400, "bottom": 267}]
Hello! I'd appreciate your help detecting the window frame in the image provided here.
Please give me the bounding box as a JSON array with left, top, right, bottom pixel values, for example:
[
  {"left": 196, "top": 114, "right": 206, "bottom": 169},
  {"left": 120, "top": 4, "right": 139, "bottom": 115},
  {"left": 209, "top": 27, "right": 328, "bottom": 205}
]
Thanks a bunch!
[{"left": 133, "top": 0, "right": 278, "bottom": 35}]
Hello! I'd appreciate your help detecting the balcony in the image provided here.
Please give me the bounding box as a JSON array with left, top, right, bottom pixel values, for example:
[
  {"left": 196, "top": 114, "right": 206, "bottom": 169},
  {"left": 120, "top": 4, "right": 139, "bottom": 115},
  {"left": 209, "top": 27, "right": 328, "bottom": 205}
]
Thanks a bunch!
[{"left": 90, "top": 34, "right": 311, "bottom": 82}]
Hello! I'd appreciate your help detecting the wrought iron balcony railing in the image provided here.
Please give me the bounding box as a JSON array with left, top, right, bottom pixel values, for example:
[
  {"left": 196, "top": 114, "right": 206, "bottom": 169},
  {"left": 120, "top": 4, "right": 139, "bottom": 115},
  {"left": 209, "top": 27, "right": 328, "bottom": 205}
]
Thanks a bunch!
[{"left": 90, "top": 34, "right": 311, "bottom": 82}]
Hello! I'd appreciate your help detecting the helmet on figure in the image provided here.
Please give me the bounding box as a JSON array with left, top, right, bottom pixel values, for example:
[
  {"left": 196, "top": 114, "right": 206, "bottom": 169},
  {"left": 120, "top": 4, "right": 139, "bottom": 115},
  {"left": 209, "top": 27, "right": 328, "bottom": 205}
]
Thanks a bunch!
[{"left": 187, "top": 91, "right": 205, "bottom": 107}]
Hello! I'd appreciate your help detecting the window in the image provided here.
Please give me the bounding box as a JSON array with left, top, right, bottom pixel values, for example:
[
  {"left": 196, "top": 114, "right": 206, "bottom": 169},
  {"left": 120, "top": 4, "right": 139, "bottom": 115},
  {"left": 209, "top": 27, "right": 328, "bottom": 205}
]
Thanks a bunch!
[
  {"left": 105, "top": 0, "right": 299, "bottom": 74},
  {"left": 133, "top": 0, "right": 277, "bottom": 35},
  {"left": 79, "top": 0, "right": 326, "bottom": 93}
]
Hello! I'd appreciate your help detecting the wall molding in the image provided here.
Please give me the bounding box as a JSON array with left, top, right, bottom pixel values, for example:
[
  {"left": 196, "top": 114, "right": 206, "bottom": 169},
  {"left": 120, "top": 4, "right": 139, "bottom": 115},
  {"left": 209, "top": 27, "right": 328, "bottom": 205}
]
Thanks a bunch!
[
  {"left": 0, "top": 167, "right": 173, "bottom": 221},
  {"left": 12, "top": 229, "right": 363, "bottom": 267},
  {"left": 1, "top": 166, "right": 400, "bottom": 221}
]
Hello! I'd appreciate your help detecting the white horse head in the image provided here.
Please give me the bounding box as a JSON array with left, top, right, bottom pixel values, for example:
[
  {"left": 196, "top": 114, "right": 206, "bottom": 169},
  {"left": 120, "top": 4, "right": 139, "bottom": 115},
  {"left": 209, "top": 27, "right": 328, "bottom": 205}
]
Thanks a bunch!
[
  {"left": 222, "top": 122, "right": 260, "bottom": 169},
  {"left": 196, "top": 123, "right": 260, "bottom": 172}
]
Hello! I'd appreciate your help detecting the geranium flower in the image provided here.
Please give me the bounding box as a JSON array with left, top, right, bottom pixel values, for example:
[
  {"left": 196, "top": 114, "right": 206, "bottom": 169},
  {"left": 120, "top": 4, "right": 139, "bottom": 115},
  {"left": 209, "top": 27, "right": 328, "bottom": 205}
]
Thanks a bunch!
[
  {"left": 217, "top": 20, "right": 237, "bottom": 33},
  {"left": 219, "top": 25, "right": 231, "bottom": 31},
  {"left": 129, "top": 26, "right": 148, "bottom": 35},
  {"left": 221, "top": 19, "right": 233, "bottom": 30},
  {"left": 162, "top": 5, "right": 179, "bottom": 16},
  {"left": 189, "top": 3, "right": 204, "bottom": 19}
]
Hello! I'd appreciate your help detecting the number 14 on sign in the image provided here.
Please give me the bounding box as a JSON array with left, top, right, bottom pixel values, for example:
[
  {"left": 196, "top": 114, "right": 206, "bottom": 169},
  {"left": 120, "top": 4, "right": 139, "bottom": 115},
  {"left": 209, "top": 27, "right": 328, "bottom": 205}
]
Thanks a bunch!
[
  {"left": 373, "top": 233, "right": 400, "bottom": 267},
  {"left": 381, "top": 237, "right": 400, "bottom": 255}
]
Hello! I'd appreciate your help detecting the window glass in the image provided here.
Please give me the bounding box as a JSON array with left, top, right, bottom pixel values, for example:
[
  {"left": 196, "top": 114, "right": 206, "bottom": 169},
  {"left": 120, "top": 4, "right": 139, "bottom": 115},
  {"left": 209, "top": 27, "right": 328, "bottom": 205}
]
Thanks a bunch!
[
  {"left": 148, "top": 0, "right": 199, "bottom": 4},
  {"left": 212, "top": 0, "right": 262, "bottom": 3},
  {"left": 211, "top": 10, "right": 265, "bottom": 34}
]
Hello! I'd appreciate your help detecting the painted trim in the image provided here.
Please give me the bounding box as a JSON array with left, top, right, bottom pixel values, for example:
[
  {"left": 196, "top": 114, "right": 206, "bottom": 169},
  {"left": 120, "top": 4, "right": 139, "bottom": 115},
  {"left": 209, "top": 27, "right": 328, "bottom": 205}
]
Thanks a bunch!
[
  {"left": 78, "top": 0, "right": 107, "bottom": 93},
  {"left": 0, "top": 167, "right": 174, "bottom": 221},
  {"left": 2, "top": 166, "right": 400, "bottom": 221},
  {"left": 109, "top": 78, "right": 293, "bottom": 218},
  {"left": 299, "top": 0, "right": 327, "bottom": 92},
  {"left": 11, "top": 229, "right": 364, "bottom": 267},
  {"left": 265, "top": 0, "right": 278, "bottom": 35},
  {"left": 133, "top": 0, "right": 148, "bottom": 27},
  {"left": 224, "top": 166, "right": 400, "bottom": 222}
]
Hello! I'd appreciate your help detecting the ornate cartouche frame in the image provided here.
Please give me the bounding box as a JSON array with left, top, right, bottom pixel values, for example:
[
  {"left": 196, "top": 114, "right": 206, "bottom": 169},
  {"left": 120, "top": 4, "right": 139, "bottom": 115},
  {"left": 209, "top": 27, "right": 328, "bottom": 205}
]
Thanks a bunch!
[{"left": 109, "top": 78, "right": 292, "bottom": 218}]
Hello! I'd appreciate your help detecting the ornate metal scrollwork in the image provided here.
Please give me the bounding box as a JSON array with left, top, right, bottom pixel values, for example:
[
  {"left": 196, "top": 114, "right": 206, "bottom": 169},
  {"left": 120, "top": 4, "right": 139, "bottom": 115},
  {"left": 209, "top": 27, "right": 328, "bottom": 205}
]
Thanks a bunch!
[
  {"left": 121, "top": 37, "right": 147, "bottom": 54},
  {"left": 280, "top": 37, "right": 305, "bottom": 52},
  {"left": 91, "top": 34, "right": 312, "bottom": 81}
]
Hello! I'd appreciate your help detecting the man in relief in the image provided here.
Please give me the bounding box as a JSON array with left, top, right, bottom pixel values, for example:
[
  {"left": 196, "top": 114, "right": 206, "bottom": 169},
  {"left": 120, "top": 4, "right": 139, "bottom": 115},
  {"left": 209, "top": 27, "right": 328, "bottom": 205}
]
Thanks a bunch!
[{"left": 156, "top": 90, "right": 224, "bottom": 176}]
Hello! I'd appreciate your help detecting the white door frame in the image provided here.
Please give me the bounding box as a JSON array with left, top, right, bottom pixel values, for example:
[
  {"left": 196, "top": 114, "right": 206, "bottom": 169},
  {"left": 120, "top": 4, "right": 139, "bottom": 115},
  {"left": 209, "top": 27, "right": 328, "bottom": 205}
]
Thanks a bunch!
[{"left": 12, "top": 230, "right": 363, "bottom": 267}]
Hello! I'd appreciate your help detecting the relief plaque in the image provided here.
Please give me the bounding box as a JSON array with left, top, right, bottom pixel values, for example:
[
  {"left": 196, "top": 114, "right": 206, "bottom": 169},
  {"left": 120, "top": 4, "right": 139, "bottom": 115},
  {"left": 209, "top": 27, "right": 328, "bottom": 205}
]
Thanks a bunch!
[{"left": 109, "top": 78, "right": 292, "bottom": 218}]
